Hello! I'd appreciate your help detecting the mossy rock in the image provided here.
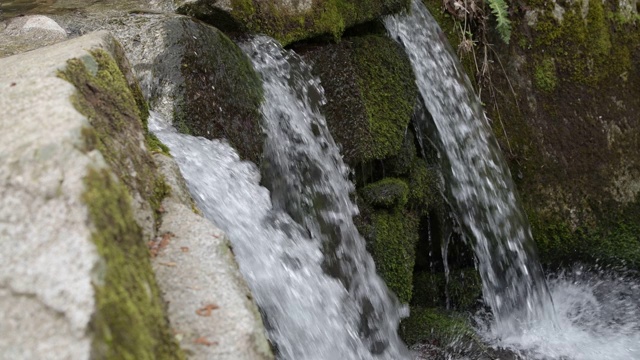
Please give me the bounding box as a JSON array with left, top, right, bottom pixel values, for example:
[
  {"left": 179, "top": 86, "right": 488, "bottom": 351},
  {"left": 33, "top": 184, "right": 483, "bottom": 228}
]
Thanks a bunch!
[
  {"left": 302, "top": 34, "right": 418, "bottom": 165},
  {"left": 60, "top": 46, "right": 169, "bottom": 221},
  {"left": 83, "top": 169, "right": 183, "bottom": 359},
  {"left": 382, "top": 127, "right": 418, "bottom": 176},
  {"left": 177, "top": 0, "right": 410, "bottom": 46},
  {"left": 59, "top": 44, "right": 182, "bottom": 358},
  {"left": 399, "top": 307, "right": 476, "bottom": 347},
  {"left": 407, "top": 158, "right": 441, "bottom": 214},
  {"left": 366, "top": 209, "right": 420, "bottom": 303},
  {"left": 167, "top": 17, "right": 264, "bottom": 163},
  {"left": 361, "top": 178, "right": 409, "bottom": 209},
  {"left": 531, "top": 199, "right": 640, "bottom": 270}
]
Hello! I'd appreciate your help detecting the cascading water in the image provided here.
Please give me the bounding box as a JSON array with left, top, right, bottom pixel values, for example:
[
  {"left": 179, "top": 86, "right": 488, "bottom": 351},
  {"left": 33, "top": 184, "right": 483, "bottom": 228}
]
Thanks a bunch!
[
  {"left": 386, "top": 3, "right": 640, "bottom": 360},
  {"left": 150, "top": 35, "right": 410, "bottom": 360},
  {"left": 385, "top": 0, "right": 554, "bottom": 335}
]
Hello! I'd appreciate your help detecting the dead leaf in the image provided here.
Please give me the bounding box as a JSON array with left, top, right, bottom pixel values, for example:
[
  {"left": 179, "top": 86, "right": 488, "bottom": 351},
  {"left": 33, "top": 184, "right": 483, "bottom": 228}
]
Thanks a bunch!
[
  {"left": 148, "top": 232, "right": 174, "bottom": 257},
  {"left": 180, "top": 247, "right": 190, "bottom": 252},
  {"left": 194, "top": 336, "right": 217, "bottom": 346},
  {"left": 196, "top": 303, "right": 219, "bottom": 317},
  {"left": 158, "top": 261, "right": 177, "bottom": 267}
]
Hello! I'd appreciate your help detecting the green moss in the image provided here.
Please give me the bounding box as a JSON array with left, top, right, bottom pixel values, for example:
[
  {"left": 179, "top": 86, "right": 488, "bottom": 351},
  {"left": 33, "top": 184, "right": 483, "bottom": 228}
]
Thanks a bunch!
[
  {"left": 83, "top": 168, "right": 183, "bottom": 359},
  {"left": 301, "top": 40, "right": 372, "bottom": 165},
  {"left": 181, "top": 0, "right": 410, "bottom": 46},
  {"left": 146, "top": 133, "right": 171, "bottom": 156},
  {"left": 175, "top": 19, "right": 264, "bottom": 163},
  {"left": 352, "top": 35, "right": 418, "bottom": 159},
  {"left": 302, "top": 34, "right": 417, "bottom": 165},
  {"left": 368, "top": 209, "right": 420, "bottom": 303},
  {"left": 531, "top": 0, "right": 631, "bottom": 86},
  {"left": 475, "top": 0, "right": 640, "bottom": 274},
  {"left": 534, "top": 57, "right": 557, "bottom": 92},
  {"left": 59, "top": 48, "right": 169, "bottom": 218},
  {"left": 362, "top": 178, "right": 409, "bottom": 209},
  {"left": 407, "top": 159, "right": 440, "bottom": 214},
  {"left": 412, "top": 269, "right": 482, "bottom": 310},
  {"left": 383, "top": 129, "right": 417, "bottom": 176},
  {"left": 399, "top": 307, "right": 475, "bottom": 346},
  {"left": 531, "top": 201, "right": 640, "bottom": 270}
]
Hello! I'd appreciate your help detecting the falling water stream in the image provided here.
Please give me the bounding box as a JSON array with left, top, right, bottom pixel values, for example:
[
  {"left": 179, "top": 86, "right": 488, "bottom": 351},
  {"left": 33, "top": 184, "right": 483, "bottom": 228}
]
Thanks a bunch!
[
  {"left": 150, "top": 36, "right": 408, "bottom": 360},
  {"left": 385, "top": 0, "right": 554, "bottom": 335}
]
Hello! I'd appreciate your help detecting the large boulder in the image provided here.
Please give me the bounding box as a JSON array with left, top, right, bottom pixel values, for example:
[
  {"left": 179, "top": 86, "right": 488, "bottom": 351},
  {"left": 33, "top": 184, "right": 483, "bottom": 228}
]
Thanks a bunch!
[
  {"left": 176, "top": 0, "right": 411, "bottom": 45},
  {"left": 0, "top": 15, "right": 67, "bottom": 57},
  {"left": 0, "top": 30, "right": 181, "bottom": 359},
  {"left": 300, "top": 33, "right": 418, "bottom": 166},
  {"left": 0, "top": 30, "right": 273, "bottom": 359}
]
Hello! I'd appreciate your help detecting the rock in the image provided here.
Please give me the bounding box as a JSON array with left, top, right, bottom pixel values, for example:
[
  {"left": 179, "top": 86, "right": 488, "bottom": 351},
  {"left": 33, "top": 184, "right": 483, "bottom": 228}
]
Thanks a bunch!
[
  {"left": 152, "top": 200, "right": 274, "bottom": 360},
  {"left": 0, "top": 15, "right": 67, "bottom": 57},
  {"left": 0, "top": 75, "right": 98, "bottom": 360},
  {"left": 0, "top": 28, "right": 274, "bottom": 359},
  {"left": 0, "top": 0, "right": 173, "bottom": 19},
  {"left": 0, "top": 31, "right": 183, "bottom": 359},
  {"left": 177, "top": 0, "right": 411, "bottom": 45},
  {"left": 151, "top": 145, "right": 273, "bottom": 360}
]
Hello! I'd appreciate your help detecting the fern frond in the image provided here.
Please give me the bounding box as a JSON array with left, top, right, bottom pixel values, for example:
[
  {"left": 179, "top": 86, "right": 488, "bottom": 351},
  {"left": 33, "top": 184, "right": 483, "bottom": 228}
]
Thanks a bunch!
[{"left": 488, "top": 0, "right": 512, "bottom": 44}]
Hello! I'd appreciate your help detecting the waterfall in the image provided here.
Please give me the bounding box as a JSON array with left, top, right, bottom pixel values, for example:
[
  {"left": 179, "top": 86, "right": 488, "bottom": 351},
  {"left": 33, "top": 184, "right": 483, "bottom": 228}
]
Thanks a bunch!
[
  {"left": 150, "top": 35, "right": 410, "bottom": 360},
  {"left": 385, "top": 0, "right": 554, "bottom": 335}
]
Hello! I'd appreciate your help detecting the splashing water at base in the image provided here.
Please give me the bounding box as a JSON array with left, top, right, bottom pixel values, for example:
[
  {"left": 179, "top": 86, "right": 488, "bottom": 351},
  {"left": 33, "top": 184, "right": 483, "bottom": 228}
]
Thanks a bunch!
[{"left": 476, "top": 267, "right": 640, "bottom": 360}]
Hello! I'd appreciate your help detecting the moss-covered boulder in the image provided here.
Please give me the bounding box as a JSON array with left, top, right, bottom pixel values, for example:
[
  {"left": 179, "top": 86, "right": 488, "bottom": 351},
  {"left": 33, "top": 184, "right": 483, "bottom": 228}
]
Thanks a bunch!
[
  {"left": 301, "top": 33, "right": 418, "bottom": 165},
  {"left": 400, "top": 306, "right": 508, "bottom": 359},
  {"left": 407, "top": 158, "right": 441, "bottom": 213},
  {"left": 176, "top": 0, "right": 410, "bottom": 45},
  {"left": 165, "top": 17, "right": 264, "bottom": 163},
  {"left": 428, "top": 0, "right": 640, "bottom": 270}
]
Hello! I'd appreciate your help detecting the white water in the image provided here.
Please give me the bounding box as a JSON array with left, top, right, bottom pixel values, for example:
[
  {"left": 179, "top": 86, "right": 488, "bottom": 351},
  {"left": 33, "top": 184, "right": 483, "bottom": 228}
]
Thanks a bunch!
[
  {"left": 477, "top": 268, "right": 640, "bottom": 359},
  {"left": 385, "top": 0, "right": 554, "bottom": 336},
  {"left": 150, "top": 35, "right": 409, "bottom": 360}
]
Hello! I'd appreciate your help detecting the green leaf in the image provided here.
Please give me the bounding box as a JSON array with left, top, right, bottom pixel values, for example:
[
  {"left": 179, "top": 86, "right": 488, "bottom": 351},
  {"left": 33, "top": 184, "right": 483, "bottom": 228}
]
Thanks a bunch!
[{"left": 489, "top": 0, "right": 512, "bottom": 44}]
